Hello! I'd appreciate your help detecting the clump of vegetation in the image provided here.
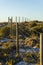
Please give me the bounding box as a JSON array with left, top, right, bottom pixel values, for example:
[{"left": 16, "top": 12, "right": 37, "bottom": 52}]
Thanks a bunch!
[{"left": 0, "top": 20, "right": 42, "bottom": 64}]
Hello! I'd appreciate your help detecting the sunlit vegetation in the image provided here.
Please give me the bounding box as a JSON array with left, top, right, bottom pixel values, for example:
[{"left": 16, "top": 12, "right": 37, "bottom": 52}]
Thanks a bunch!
[{"left": 0, "top": 20, "right": 43, "bottom": 65}]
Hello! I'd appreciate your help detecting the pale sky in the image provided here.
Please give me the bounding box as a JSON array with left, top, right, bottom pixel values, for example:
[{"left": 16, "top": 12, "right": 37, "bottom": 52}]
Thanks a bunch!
[{"left": 0, "top": 0, "right": 43, "bottom": 22}]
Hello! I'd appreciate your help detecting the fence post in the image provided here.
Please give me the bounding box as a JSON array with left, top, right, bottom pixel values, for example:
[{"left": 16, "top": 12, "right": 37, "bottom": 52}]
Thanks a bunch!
[
  {"left": 40, "top": 33, "right": 43, "bottom": 65},
  {"left": 16, "top": 16, "right": 19, "bottom": 54}
]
